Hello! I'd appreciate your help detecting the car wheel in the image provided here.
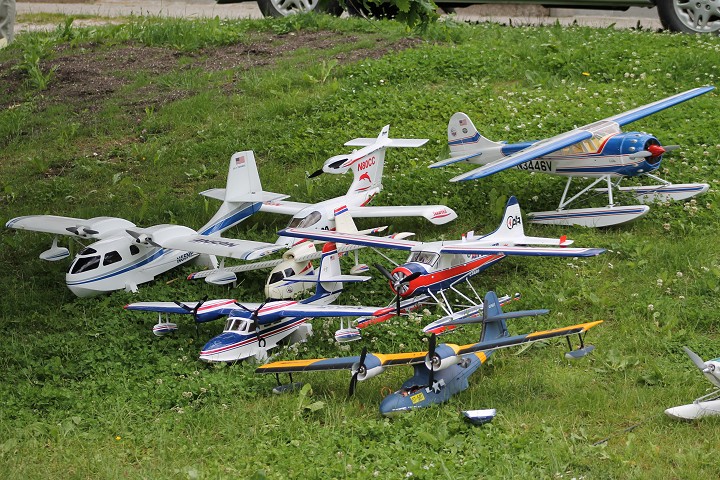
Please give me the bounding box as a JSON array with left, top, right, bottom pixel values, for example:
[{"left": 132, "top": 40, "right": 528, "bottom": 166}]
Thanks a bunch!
[
  {"left": 256, "top": 0, "right": 343, "bottom": 17},
  {"left": 656, "top": 0, "right": 720, "bottom": 33}
]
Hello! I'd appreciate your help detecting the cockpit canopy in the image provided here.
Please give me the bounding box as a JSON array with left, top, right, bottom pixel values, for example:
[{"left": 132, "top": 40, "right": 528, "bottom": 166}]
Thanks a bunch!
[
  {"left": 407, "top": 251, "right": 439, "bottom": 267},
  {"left": 224, "top": 317, "right": 256, "bottom": 334},
  {"left": 286, "top": 211, "right": 322, "bottom": 229}
]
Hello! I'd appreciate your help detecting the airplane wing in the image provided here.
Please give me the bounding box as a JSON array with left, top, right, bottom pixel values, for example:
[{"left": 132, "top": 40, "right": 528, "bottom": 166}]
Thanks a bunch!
[
  {"left": 606, "top": 86, "right": 714, "bottom": 126},
  {"left": 271, "top": 304, "right": 382, "bottom": 318},
  {"left": 126, "top": 226, "right": 278, "bottom": 261},
  {"left": 124, "top": 299, "right": 252, "bottom": 316},
  {"left": 347, "top": 205, "right": 457, "bottom": 225},
  {"left": 6, "top": 215, "right": 136, "bottom": 239},
  {"left": 260, "top": 200, "right": 310, "bottom": 216},
  {"left": 256, "top": 320, "right": 603, "bottom": 374},
  {"left": 438, "top": 244, "right": 605, "bottom": 257},
  {"left": 279, "top": 228, "right": 420, "bottom": 251},
  {"left": 344, "top": 138, "right": 428, "bottom": 148},
  {"left": 450, "top": 86, "right": 714, "bottom": 182}
]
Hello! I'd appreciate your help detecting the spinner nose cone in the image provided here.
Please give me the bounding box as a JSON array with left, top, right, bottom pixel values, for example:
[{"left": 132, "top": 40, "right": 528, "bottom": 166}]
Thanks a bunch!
[{"left": 647, "top": 144, "right": 666, "bottom": 157}]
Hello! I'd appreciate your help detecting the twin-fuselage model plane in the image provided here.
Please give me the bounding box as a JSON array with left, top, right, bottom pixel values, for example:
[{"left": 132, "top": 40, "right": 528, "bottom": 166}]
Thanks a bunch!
[
  {"left": 257, "top": 291, "right": 603, "bottom": 416},
  {"left": 125, "top": 243, "right": 384, "bottom": 363},
  {"left": 280, "top": 196, "right": 605, "bottom": 340},
  {"left": 432, "top": 86, "right": 715, "bottom": 227}
]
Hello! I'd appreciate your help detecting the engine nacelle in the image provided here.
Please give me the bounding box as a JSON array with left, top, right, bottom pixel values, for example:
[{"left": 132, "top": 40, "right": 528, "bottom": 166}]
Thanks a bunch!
[
  {"left": 424, "top": 344, "right": 461, "bottom": 372},
  {"left": 351, "top": 354, "right": 385, "bottom": 381}
]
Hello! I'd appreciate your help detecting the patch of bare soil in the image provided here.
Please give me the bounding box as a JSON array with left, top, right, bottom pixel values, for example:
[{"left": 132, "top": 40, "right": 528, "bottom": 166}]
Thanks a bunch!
[{"left": 0, "top": 30, "right": 421, "bottom": 116}]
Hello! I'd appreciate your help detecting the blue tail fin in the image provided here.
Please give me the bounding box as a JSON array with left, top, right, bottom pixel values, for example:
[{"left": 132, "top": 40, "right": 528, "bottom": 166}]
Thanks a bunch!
[{"left": 479, "top": 291, "right": 509, "bottom": 342}]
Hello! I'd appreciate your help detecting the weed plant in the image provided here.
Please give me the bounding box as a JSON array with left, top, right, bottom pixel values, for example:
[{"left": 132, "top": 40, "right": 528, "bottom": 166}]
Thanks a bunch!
[{"left": 1, "top": 14, "right": 720, "bottom": 479}]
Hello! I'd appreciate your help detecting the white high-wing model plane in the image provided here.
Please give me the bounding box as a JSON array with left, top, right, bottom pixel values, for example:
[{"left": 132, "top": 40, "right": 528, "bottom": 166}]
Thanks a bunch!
[
  {"left": 432, "top": 86, "right": 714, "bottom": 227},
  {"left": 665, "top": 346, "right": 720, "bottom": 420},
  {"left": 188, "top": 125, "right": 457, "bottom": 288},
  {"left": 5, "top": 152, "right": 284, "bottom": 297}
]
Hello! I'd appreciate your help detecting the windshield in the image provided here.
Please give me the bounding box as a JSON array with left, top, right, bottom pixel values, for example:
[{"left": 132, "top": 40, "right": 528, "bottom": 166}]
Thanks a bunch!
[
  {"left": 70, "top": 255, "right": 101, "bottom": 274},
  {"left": 408, "top": 251, "right": 439, "bottom": 266},
  {"left": 286, "top": 211, "right": 322, "bottom": 229}
]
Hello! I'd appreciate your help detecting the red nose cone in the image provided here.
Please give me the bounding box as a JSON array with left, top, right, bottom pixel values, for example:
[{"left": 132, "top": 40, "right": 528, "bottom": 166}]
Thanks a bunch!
[{"left": 647, "top": 144, "right": 666, "bottom": 157}]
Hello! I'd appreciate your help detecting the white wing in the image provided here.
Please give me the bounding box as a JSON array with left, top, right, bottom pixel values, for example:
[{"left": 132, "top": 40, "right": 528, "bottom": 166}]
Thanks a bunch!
[
  {"left": 6, "top": 215, "right": 136, "bottom": 239},
  {"left": 347, "top": 205, "right": 457, "bottom": 225}
]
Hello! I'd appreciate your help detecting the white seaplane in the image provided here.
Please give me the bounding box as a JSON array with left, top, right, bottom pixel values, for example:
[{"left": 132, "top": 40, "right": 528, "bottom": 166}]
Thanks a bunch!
[
  {"left": 665, "top": 346, "right": 720, "bottom": 420},
  {"left": 432, "top": 86, "right": 714, "bottom": 227},
  {"left": 126, "top": 242, "right": 384, "bottom": 363},
  {"left": 188, "top": 124, "right": 456, "bottom": 292},
  {"left": 5, "top": 152, "right": 285, "bottom": 297}
]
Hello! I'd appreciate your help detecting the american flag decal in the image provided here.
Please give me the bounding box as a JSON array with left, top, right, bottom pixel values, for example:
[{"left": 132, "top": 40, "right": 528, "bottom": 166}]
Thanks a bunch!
[
  {"left": 459, "top": 118, "right": 467, "bottom": 126},
  {"left": 235, "top": 156, "right": 246, "bottom": 167}
]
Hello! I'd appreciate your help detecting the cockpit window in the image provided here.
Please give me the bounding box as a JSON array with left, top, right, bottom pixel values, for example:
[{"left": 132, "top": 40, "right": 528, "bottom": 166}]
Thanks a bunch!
[
  {"left": 103, "top": 251, "right": 122, "bottom": 266},
  {"left": 286, "top": 211, "right": 322, "bottom": 229},
  {"left": 408, "top": 251, "right": 439, "bottom": 266},
  {"left": 268, "top": 271, "right": 284, "bottom": 285},
  {"left": 70, "top": 255, "right": 101, "bottom": 274},
  {"left": 283, "top": 268, "right": 295, "bottom": 277},
  {"left": 79, "top": 247, "right": 97, "bottom": 256}
]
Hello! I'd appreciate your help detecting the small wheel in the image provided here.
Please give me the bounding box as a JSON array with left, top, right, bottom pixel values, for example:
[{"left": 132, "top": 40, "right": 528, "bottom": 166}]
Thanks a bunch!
[
  {"left": 656, "top": 0, "right": 720, "bottom": 33},
  {"left": 256, "top": 0, "right": 343, "bottom": 17}
]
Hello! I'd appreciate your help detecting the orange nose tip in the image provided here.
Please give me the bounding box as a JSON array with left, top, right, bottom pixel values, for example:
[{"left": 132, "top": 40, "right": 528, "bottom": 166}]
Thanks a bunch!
[{"left": 648, "top": 145, "right": 666, "bottom": 157}]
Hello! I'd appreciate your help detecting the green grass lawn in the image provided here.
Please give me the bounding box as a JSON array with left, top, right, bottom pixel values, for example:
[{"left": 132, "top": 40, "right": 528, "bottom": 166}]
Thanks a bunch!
[{"left": 1, "top": 14, "right": 720, "bottom": 479}]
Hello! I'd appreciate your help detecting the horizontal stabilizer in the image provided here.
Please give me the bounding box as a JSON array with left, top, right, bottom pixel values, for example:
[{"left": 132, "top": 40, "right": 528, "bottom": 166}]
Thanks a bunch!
[
  {"left": 201, "top": 188, "right": 288, "bottom": 203},
  {"left": 344, "top": 138, "right": 428, "bottom": 148},
  {"left": 428, "top": 151, "right": 484, "bottom": 168}
]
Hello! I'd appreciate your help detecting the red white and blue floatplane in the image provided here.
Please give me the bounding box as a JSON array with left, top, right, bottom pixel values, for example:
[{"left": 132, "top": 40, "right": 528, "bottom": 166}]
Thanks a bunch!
[
  {"left": 125, "top": 243, "right": 387, "bottom": 363},
  {"left": 433, "top": 86, "right": 714, "bottom": 227},
  {"left": 280, "top": 196, "right": 605, "bottom": 340}
]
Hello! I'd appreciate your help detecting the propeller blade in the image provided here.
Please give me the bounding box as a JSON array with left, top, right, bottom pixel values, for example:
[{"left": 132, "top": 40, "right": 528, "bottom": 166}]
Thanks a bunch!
[
  {"left": 427, "top": 333, "right": 437, "bottom": 387},
  {"left": 395, "top": 293, "right": 401, "bottom": 317},
  {"left": 663, "top": 145, "right": 680, "bottom": 152},
  {"left": 173, "top": 301, "right": 194, "bottom": 313},
  {"left": 374, "top": 263, "right": 394, "bottom": 282},
  {"left": 233, "top": 301, "right": 254, "bottom": 313},
  {"left": 307, "top": 168, "right": 324, "bottom": 179},
  {"left": 683, "top": 346, "right": 707, "bottom": 371},
  {"left": 349, "top": 347, "right": 368, "bottom": 397},
  {"left": 401, "top": 272, "right": 421, "bottom": 284}
]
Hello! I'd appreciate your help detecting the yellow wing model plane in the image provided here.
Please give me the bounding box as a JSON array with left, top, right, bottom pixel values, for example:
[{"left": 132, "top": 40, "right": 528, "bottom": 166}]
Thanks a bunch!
[{"left": 257, "top": 291, "right": 602, "bottom": 417}]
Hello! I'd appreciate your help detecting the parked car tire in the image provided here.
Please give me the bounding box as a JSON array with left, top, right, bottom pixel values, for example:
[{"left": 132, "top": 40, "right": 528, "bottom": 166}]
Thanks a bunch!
[
  {"left": 656, "top": 0, "right": 720, "bottom": 33},
  {"left": 256, "top": 0, "right": 343, "bottom": 17}
]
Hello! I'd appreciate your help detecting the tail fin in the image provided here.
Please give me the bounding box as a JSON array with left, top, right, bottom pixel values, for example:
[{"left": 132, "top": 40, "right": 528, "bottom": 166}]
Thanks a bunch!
[
  {"left": 479, "top": 196, "right": 525, "bottom": 245},
  {"left": 333, "top": 205, "right": 358, "bottom": 233},
  {"left": 314, "top": 242, "right": 343, "bottom": 298},
  {"left": 479, "top": 291, "right": 509, "bottom": 342},
  {"left": 448, "top": 113, "right": 502, "bottom": 157}
]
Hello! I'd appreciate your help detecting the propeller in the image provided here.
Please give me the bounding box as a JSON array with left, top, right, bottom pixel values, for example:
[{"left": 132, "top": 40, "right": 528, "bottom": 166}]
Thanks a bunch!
[
  {"left": 374, "top": 263, "right": 421, "bottom": 316},
  {"left": 683, "top": 346, "right": 707, "bottom": 371},
  {"left": 427, "top": 333, "right": 437, "bottom": 388},
  {"left": 307, "top": 158, "right": 348, "bottom": 179},
  {"left": 174, "top": 295, "right": 208, "bottom": 336},
  {"left": 647, "top": 144, "right": 666, "bottom": 157},
  {"left": 66, "top": 226, "right": 99, "bottom": 237},
  {"left": 349, "top": 346, "right": 368, "bottom": 397}
]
